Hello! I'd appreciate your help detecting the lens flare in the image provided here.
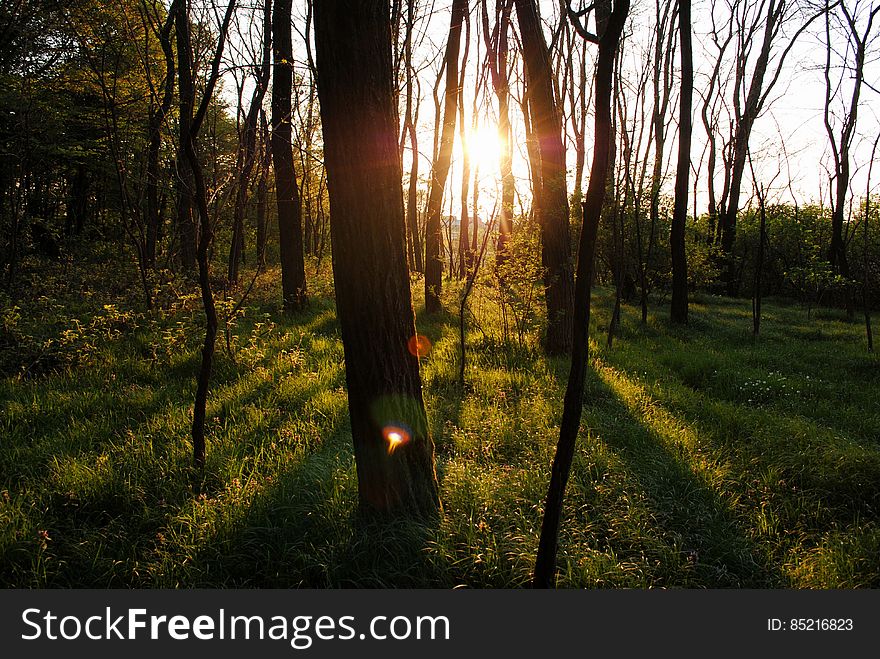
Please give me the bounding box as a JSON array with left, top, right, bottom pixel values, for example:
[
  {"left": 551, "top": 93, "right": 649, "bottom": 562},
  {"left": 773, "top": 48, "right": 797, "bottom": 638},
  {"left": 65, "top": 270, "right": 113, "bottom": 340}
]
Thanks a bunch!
[
  {"left": 382, "top": 425, "right": 411, "bottom": 454},
  {"left": 408, "top": 334, "right": 432, "bottom": 358}
]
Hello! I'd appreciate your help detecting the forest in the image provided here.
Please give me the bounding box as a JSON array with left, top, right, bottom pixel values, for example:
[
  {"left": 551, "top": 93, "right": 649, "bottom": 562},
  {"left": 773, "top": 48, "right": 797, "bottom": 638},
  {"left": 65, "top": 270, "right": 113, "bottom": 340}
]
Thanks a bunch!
[{"left": 1, "top": 0, "right": 879, "bottom": 588}]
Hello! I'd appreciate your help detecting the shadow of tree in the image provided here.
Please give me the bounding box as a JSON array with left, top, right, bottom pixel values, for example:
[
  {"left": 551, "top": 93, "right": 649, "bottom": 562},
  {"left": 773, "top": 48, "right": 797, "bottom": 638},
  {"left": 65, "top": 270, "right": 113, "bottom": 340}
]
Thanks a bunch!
[{"left": 538, "top": 351, "right": 786, "bottom": 587}]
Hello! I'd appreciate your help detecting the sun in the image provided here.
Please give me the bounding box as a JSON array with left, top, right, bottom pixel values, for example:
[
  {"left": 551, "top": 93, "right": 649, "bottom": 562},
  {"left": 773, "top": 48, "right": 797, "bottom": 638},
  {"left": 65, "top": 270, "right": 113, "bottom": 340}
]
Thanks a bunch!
[{"left": 467, "top": 124, "right": 502, "bottom": 171}]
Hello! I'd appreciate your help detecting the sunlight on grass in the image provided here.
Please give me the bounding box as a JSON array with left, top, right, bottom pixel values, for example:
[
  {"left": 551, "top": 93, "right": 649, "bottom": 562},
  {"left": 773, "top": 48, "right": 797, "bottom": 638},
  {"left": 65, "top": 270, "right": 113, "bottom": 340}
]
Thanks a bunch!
[{"left": 1, "top": 273, "right": 878, "bottom": 587}]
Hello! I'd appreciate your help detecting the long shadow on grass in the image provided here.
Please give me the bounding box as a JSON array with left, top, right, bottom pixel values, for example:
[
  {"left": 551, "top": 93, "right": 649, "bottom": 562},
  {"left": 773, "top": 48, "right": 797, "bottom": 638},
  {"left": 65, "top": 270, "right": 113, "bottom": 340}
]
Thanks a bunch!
[
  {"left": 0, "top": 299, "right": 352, "bottom": 586},
  {"left": 573, "top": 366, "right": 786, "bottom": 587},
  {"left": 177, "top": 418, "right": 444, "bottom": 587}
]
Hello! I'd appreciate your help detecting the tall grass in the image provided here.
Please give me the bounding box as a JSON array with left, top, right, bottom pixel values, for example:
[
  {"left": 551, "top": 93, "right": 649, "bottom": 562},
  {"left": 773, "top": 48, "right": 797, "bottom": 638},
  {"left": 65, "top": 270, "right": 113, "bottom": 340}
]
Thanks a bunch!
[{"left": 1, "top": 268, "right": 878, "bottom": 587}]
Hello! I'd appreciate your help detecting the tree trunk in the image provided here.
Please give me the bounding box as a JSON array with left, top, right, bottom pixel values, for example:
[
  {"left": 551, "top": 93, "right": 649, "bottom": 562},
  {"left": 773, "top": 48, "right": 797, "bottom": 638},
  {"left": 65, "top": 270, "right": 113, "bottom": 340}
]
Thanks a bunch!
[
  {"left": 313, "top": 0, "right": 440, "bottom": 518},
  {"left": 425, "top": 0, "right": 467, "bottom": 313},
  {"left": 174, "top": 0, "right": 198, "bottom": 274},
  {"left": 515, "top": 0, "right": 574, "bottom": 355},
  {"left": 228, "top": 0, "right": 271, "bottom": 285},
  {"left": 65, "top": 164, "right": 89, "bottom": 237},
  {"left": 145, "top": 7, "right": 175, "bottom": 268},
  {"left": 183, "top": 0, "right": 237, "bottom": 467},
  {"left": 670, "top": 0, "right": 692, "bottom": 325},
  {"left": 457, "top": 10, "right": 474, "bottom": 278},
  {"left": 272, "top": 0, "right": 307, "bottom": 311},
  {"left": 482, "top": 0, "right": 515, "bottom": 266},
  {"left": 753, "top": 183, "right": 766, "bottom": 336},
  {"left": 255, "top": 110, "right": 271, "bottom": 268},
  {"left": 534, "top": 0, "right": 629, "bottom": 589}
]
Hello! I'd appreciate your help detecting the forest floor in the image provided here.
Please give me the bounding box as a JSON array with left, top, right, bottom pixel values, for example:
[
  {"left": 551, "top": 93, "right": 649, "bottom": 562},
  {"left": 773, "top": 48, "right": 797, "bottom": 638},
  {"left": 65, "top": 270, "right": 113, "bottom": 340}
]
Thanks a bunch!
[{"left": 2, "top": 261, "right": 879, "bottom": 587}]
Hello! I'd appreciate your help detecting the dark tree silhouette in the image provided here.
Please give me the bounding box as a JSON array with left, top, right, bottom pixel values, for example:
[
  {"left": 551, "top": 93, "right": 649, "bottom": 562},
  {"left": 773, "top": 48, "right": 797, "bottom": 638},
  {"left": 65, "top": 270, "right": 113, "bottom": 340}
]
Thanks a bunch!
[
  {"left": 424, "top": 0, "right": 467, "bottom": 313},
  {"left": 534, "top": 0, "right": 629, "bottom": 588},
  {"left": 228, "top": 0, "right": 272, "bottom": 285},
  {"left": 179, "top": 0, "right": 237, "bottom": 467},
  {"left": 313, "top": 0, "right": 440, "bottom": 517},
  {"left": 173, "top": 0, "right": 198, "bottom": 274},
  {"left": 823, "top": 0, "right": 880, "bottom": 314},
  {"left": 718, "top": 0, "right": 826, "bottom": 296},
  {"left": 670, "top": 0, "right": 692, "bottom": 324},
  {"left": 144, "top": 2, "right": 175, "bottom": 269},
  {"left": 515, "top": 0, "right": 574, "bottom": 354},
  {"left": 272, "top": 0, "right": 307, "bottom": 311},
  {"left": 481, "top": 0, "right": 515, "bottom": 267}
]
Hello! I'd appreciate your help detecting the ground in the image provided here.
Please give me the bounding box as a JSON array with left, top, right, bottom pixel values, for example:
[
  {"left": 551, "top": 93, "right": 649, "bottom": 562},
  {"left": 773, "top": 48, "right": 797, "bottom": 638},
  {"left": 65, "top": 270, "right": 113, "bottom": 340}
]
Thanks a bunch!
[{"left": 1, "top": 265, "right": 878, "bottom": 587}]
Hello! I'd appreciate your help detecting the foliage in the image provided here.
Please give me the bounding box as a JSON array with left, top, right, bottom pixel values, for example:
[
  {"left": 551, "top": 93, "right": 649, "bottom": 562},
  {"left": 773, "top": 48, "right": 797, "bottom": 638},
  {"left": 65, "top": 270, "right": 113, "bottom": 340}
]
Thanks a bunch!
[{"left": 491, "top": 215, "right": 544, "bottom": 348}]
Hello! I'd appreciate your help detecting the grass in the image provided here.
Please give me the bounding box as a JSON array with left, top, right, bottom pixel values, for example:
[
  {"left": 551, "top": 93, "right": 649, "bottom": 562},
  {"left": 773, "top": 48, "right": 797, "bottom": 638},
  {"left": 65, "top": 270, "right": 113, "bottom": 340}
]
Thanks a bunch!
[{"left": 1, "top": 265, "right": 878, "bottom": 588}]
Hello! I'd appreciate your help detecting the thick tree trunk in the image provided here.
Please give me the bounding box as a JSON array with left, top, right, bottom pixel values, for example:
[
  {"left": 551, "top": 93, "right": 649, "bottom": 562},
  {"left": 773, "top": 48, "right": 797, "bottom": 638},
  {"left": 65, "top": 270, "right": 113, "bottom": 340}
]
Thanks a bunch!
[
  {"left": 314, "top": 0, "right": 439, "bottom": 518},
  {"left": 272, "top": 0, "right": 307, "bottom": 311},
  {"left": 515, "top": 0, "right": 574, "bottom": 355},
  {"left": 670, "top": 0, "right": 692, "bottom": 325},
  {"left": 424, "top": 0, "right": 467, "bottom": 313}
]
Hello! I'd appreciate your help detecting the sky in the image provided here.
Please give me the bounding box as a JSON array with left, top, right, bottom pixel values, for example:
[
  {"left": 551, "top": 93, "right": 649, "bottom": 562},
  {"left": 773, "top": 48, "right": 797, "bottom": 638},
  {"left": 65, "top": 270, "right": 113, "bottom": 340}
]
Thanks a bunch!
[{"left": 217, "top": 0, "right": 880, "bottom": 220}]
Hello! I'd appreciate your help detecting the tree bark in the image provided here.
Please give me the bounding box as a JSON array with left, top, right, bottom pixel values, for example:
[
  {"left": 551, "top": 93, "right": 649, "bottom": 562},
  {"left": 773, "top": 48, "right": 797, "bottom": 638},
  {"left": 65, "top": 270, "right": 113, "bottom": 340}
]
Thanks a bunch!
[
  {"left": 314, "top": 0, "right": 439, "bottom": 518},
  {"left": 534, "top": 0, "right": 629, "bottom": 588},
  {"left": 145, "top": 6, "right": 175, "bottom": 268},
  {"left": 255, "top": 109, "right": 271, "bottom": 267},
  {"left": 173, "top": 0, "right": 197, "bottom": 274},
  {"left": 482, "top": 0, "right": 515, "bottom": 267},
  {"left": 457, "top": 13, "right": 473, "bottom": 279},
  {"left": 228, "top": 0, "right": 272, "bottom": 285},
  {"left": 424, "top": 0, "right": 467, "bottom": 313},
  {"left": 670, "top": 0, "right": 692, "bottom": 324},
  {"left": 515, "top": 0, "right": 574, "bottom": 355},
  {"left": 183, "top": 0, "right": 237, "bottom": 467},
  {"left": 401, "top": 0, "right": 423, "bottom": 272},
  {"left": 272, "top": 0, "right": 307, "bottom": 311}
]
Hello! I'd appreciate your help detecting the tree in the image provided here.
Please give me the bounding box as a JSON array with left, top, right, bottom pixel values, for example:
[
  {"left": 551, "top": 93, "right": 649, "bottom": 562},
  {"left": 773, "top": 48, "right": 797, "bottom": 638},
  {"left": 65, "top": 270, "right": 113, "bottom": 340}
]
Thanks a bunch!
[
  {"left": 643, "top": 0, "right": 676, "bottom": 322},
  {"left": 174, "top": 0, "right": 198, "bottom": 273},
  {"left": 535, "top": 0, "right": 629, "bottom": 588},
  {"left": 424, "top": 0, "right": 467, "bottom": 313},
  {"left": 142, "top": 0, "right": 175, "bottom": 270},
  {"left": 272, "top": 0, "right": 307, "bottom": 311},
  {"left": 457, "top": 6, "right": 474, "bottom": 279},
  {"left": 717, "top": 0, "right": 827, "bottom": 296},
  {"left": 313, "top": 0, "right": 439, "bottom": 517},
  {"left": 482, "top": 0, "right": 516, "bottom": 266},
  {"left": 515, "top": 0, "right": 575, "bottom": 354},
  {"left": 746, "top": 148, "right": 778, "bottom": 336},
  {"left": 861, "top": 132, "right": 879, "bottom": 351},
  {"left": 822, "top": 0, "right": 880, "bottom": 313},
  {"left": 400, "top": 0, "right": 424, "bottom": 272},
  {"left": 228, "top": 0, "right": 272, "bottom": 285},
  {"left": 670, "top": 0, "right": 692, "bottom": 324},
  {"left": 699, "top": 3, "right": 733, "bottom": 246},
  {"left": 179, "top": 0, "right": 237, "bottom": 467}
]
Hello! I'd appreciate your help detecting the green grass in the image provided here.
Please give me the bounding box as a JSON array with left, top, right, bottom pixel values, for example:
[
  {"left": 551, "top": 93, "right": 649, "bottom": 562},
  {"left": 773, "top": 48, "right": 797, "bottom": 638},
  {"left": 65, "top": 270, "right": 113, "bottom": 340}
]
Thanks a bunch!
[{"left": 1, "top": 268, "right": 878, "bottom": 587}]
